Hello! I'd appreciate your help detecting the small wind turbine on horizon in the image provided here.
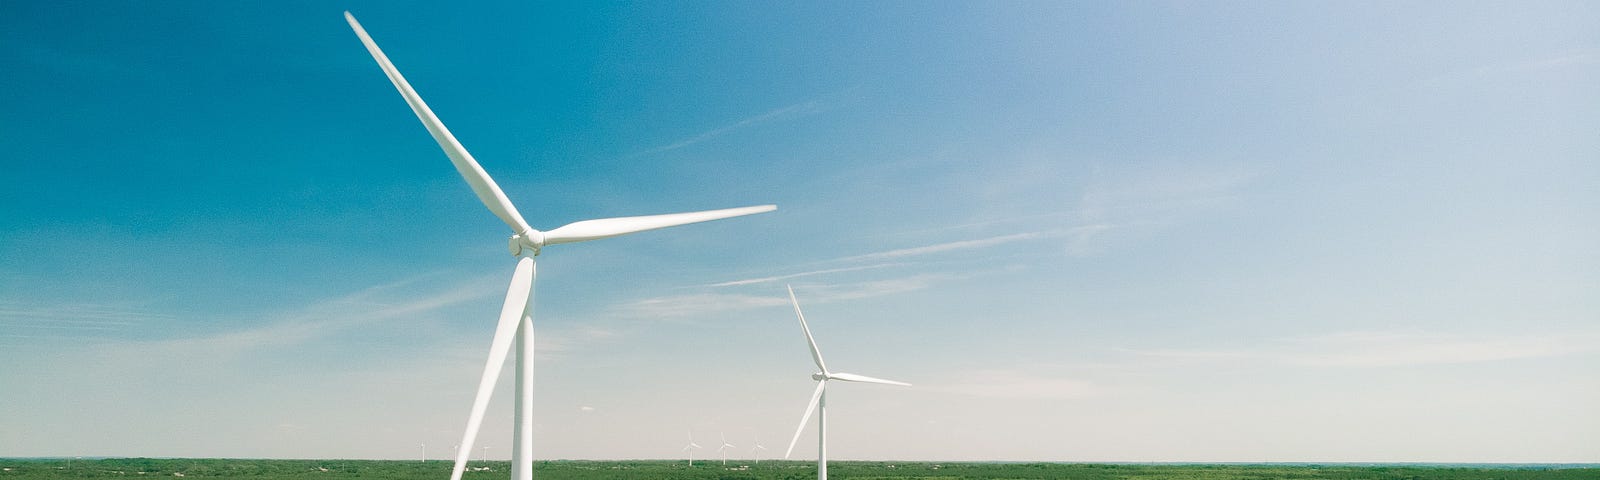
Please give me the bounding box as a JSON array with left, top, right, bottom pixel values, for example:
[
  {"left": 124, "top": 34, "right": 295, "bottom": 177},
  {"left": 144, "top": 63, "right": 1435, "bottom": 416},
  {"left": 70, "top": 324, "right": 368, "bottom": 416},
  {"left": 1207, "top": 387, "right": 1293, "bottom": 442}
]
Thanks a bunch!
[
  {"left": 343, "top": 12, "right": 775, "bottom": 480},
  {"left": 716, "top": 432, "right": 736, "bottom": 466},
  {"left": 749, "top": 432, "right": 768, "bottom": 464},
  {"left": 681, "top": 430, "right": 703, "bottom": 466},
  {"left": 782, "top": 285, "right": 910, "bottom": 480}
]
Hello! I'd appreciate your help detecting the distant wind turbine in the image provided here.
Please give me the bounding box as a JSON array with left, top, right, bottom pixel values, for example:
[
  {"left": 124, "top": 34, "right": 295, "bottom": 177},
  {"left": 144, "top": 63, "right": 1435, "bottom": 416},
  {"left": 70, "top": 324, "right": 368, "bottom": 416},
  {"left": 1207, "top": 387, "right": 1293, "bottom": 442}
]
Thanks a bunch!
[
  {"left": 342, "top": 12, "right": 775, "bottom": 480},
  {"left": 682, "top": 430, "right": 703, "bottom": 466},
  {"left": 749, "top": 432, "right": 768, "bottom": 464},
  {"left": 717, "top": 432, "right": 736, "bottom": 466},
  {"left": 782, "top": 285, "right": 910, "bottom": 480}
]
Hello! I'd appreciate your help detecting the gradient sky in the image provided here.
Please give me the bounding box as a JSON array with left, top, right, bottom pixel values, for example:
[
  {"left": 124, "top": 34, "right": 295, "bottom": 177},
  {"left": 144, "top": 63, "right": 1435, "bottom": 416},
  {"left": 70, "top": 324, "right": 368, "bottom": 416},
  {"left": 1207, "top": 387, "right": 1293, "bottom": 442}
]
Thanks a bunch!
[{"left": 2, "top": 1, "right": 1596, "bottom": 463}]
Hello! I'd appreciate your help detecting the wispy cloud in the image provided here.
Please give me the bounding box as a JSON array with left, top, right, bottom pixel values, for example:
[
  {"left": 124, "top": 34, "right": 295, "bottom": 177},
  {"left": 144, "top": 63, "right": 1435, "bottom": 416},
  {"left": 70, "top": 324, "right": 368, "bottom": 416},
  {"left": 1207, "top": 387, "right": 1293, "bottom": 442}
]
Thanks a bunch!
[
  {"left": 117, "top": 272, "right": 503, "bottom": 354},
  {"left": 1077, "top": 163, "right": 1257, "bottom": 225},
  {"left": 614, "top": 292, "right": 790, "bottom": 319},
  {"left": 619, "top": 273, "right": 962, "bottom": 320},
  {"left": 791, "top": 274, "right": 961, "bottom": 301},
  {"left": 536, "top": 325, "right": 625, "bottom": 357},
  {"left": 835, "top": 225, "right": 1111, "bottom": 263},
  {"left": 633, "top": 100, "right": 826, "bottom": 156},
  {"left": 1421, "top": 49, "right": 1599, "bottom": 86},
  {"left": 1127, "top": 330, "right": 1597, "bottom": 368},
  {"left": 922, "top": 368, "right": 1106, "bottom": 400},
  {"left": 704, "top": 263, "right": 902, "bottom": 288},
  {"left": 0, "top": 302, "right": 175, "bottom": 339},
  {"left": 1465, "top": 51, "right": 1597, "bottom": 77}
]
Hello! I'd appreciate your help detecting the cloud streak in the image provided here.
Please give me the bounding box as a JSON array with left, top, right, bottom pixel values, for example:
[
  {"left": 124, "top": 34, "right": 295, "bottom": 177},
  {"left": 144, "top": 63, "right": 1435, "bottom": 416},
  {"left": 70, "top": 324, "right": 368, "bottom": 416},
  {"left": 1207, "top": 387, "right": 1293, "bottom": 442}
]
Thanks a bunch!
[
  {"left": 1127, "top": 330, "right": 1597, "bottom": 368},
  {"left": 704, "top": 263, "right": 902, "bottom": 288},
  {"left": 922, "top": 368, "right": 1106, "bottom": 400},
  {"left": 618, "top": 273, "right": 963, "bottom": 320},
  {"left": 835, "top": 225, "right": 1111, "bottom": 263},
  {"left": 634, "top": 100, "right": 825, "bottom": 156},
  {"left": 93, "top": 272, "right": 506, "bottom": 355}
]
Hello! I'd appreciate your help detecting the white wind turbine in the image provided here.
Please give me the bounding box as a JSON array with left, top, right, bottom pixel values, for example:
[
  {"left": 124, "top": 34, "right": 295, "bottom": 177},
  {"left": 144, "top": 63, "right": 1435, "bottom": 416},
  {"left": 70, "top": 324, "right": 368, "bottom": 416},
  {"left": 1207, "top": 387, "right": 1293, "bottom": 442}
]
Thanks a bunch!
[
  {"left": 681, "top": 430, "right": 702, "bottom": 466},
  {"left": 343, "top": 12, "right": 775, "bottom": 480},
  {"left": 749, "top": 432, "right": 768, "bottom": 464},
  {"left": 716, "top": 432, "right": 736, "bottom": 466},
  {"left": 782, "top": 285, "right": 910, "bottom": 480}
]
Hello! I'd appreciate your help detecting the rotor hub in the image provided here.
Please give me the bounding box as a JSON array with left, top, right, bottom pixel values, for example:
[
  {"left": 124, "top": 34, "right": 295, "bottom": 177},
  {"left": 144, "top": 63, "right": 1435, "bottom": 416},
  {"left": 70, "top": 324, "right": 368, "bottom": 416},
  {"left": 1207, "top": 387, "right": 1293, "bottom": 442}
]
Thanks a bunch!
[
  {"left": 812, "top": 372, "right": 827, "bottom": 381},
  {"left": 508, "top": 230, "right": 545, "bottom": 257}
]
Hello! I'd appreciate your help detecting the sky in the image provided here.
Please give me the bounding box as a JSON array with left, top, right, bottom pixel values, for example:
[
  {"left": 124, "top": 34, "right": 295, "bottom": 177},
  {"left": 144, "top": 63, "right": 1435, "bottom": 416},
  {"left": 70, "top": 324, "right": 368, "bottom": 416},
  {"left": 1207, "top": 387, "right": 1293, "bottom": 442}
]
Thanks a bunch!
[{"left": 1, "top": 0, "right": 1596, "bottom": 464}]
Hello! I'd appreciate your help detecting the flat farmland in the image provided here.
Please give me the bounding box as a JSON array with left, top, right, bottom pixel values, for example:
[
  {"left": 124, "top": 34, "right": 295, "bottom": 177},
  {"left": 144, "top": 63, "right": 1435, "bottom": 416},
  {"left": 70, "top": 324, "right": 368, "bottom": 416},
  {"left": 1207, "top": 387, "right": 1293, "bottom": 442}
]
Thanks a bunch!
[{"left": 2, "top": 459, "right": 1596, "bottom": 480}]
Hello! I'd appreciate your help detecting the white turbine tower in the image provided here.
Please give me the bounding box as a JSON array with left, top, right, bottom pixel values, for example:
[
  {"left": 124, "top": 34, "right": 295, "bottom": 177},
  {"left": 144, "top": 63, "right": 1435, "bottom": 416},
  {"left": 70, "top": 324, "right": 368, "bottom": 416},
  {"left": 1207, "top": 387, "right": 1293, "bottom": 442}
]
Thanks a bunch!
[
  {"left": 343, "top": 12, "right": 775, "bottom": 480},
  {"left": 716, "top": 432, "right": 736, "bottom": 466},
  {"left": 681, "top": 430, "right": 703, "bottom": 466},
  {"left": 782, "top": 285, "right": 910, "bottom": 480}
]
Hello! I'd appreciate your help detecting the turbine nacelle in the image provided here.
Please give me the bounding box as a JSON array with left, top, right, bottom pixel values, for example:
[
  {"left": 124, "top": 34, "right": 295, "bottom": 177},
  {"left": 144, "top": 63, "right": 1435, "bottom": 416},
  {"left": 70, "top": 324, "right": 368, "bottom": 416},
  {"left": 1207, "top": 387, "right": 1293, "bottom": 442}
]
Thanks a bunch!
[
  {"left": 508, "top": 231, "right": 544, "bottom": 257},
  {"left": 811, "top": 372, "right": 828, "bottom": 381}
]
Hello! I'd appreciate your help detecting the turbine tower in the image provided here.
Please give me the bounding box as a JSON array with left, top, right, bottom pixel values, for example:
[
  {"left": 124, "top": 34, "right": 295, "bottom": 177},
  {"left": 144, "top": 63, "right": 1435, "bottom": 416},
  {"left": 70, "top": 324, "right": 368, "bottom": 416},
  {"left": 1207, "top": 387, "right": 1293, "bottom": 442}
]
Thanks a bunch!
[
  {"left": 343, "top": 13, "right": 775, "bottom": 480},
  {"left": 716, "top": 432, "right": 736, "bottom": 466},
  {"left": 781, "top": 285, "right": 909, "bottom": 480}
]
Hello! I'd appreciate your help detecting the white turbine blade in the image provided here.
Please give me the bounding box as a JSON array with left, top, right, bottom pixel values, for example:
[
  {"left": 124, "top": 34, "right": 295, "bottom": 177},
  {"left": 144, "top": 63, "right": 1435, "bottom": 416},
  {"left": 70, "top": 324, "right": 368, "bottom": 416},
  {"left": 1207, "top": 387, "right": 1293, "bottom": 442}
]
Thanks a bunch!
[
  {"left": 784, "top": 381, "right": 827, "bottom": 459},
  {"left": 344, "top": 12, "right": 534, "bottom": 236},
  {"left": 448, "top": 256, "right": 535, "bottom": 480},
  {"left": 829, "top": 372, "right": 911, "bottom": 387},
  {"left": 541, "top": 205, "right": 776, "bottom": 246},
  {"left": 787, "top": 285, "right": 828, "bottom": 374}
]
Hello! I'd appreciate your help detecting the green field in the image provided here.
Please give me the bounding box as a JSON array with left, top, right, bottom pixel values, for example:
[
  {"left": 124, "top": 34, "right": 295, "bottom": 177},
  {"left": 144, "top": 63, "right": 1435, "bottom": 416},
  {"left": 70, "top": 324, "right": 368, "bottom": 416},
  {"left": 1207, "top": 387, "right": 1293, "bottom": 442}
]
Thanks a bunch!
[{"left": 2, "top": 459, "right": 1596, "bottom": 480}]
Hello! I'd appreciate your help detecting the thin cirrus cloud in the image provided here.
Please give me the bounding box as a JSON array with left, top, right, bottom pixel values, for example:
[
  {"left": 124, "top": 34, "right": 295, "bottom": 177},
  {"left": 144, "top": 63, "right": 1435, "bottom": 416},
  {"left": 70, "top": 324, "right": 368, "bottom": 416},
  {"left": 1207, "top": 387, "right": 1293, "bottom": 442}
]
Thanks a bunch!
[
  {"left": 632, "top": 99, "right": 826, "bottom": 156},
  {"left": 642, "top": 226, "right": 1111, "bottom": 321},
  {"left": 0, "top": 302, "right": 173, "bottom": 339},
  {"left": 920, "top": 368, "right": 1106, "bottom": 400},
  {"left": 102, "top": 271, "right": 504, "bottom": 355},
  {"left": 703, "top": 263, "right": 903, "bottom": 288},
  {"left": 832, "top": 225, "right": 1111, "bottom": 264},
  {"left": 1126, "top": 330, "right": 1598, "bottom": 368},
  {"left": 617, "top": 273, "right": 960, "bottom": 320}
]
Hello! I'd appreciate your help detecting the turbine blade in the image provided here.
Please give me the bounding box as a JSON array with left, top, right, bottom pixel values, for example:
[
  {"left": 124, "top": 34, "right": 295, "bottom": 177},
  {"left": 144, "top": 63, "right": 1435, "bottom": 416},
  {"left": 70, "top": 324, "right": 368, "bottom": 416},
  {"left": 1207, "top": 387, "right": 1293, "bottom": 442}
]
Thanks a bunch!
[
  {"left": 829, "top": 372, "right": 911, "bottom": 387},
  {"left": 344, "top": 12, "right": 534, "bottom": 236},
  {"left": 448, "top": 256, "right": 535, "bottom": 480},
  {"left": 787, "top": 285, "right": 828, "bottom": 374},
  {"left": 784, "top": 381, "right": 827, "bottom": 459},
  {"left": 542, "top": 205, "right": 776, "bottom": 246}
]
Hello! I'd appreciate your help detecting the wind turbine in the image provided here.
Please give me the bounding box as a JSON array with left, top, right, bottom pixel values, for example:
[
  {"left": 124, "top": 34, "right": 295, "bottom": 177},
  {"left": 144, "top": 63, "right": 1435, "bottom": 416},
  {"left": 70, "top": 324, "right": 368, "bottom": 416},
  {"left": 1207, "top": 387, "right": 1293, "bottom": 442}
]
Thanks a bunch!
[
  {"left": 716, "top": 432, "right": 736, "bottom": 466},
  {"left": 749, "top": 432, "right": 768, "bottom": 464},
  {"left": 782, "top": 285, "right": 909, "bottom": 480},
  {"left": 681, "top": 430, "right": 702, "bottom": 466},
  {"left": 343, "top": 12, "right": 776, "bottom": 480}
]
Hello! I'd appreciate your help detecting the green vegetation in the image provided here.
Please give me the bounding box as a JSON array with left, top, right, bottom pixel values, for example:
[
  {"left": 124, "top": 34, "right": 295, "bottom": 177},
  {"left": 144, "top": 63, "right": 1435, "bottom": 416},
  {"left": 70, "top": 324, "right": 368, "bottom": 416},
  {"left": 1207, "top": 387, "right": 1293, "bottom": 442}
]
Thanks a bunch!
[{"left": 1, "top": 459, "right": 1594, "bottom": 480}]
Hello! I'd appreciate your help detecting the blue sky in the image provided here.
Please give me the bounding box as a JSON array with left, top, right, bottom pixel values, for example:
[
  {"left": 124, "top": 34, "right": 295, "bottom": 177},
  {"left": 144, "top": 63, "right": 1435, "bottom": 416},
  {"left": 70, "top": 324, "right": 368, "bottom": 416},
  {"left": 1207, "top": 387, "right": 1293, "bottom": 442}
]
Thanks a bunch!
[{"left": 2, "top": 1, "right": 1596, "bottom": 462}]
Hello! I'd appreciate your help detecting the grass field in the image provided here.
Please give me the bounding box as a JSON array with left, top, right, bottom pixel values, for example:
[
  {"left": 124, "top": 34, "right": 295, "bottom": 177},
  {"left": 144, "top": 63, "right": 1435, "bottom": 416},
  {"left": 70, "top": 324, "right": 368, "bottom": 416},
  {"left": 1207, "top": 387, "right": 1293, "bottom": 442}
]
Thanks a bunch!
[{"left": 2, "top": 459, "right": 1596, "bottom": 480}]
